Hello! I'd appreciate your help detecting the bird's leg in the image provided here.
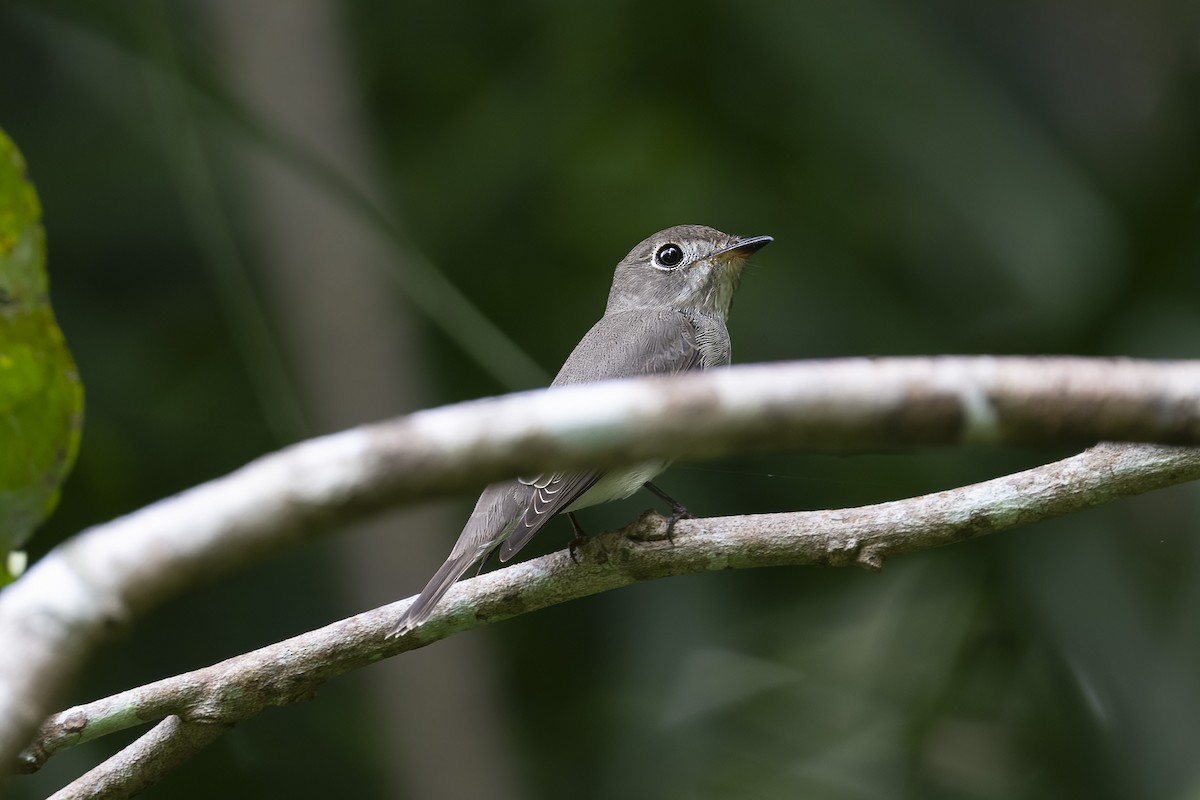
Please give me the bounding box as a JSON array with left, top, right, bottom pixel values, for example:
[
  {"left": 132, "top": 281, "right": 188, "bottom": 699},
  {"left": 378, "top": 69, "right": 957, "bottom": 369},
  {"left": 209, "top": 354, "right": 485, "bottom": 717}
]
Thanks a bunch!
[
  {"left": 566, "top": 512, "right": 588, "bottom": 564},
  {"left": 642, "top": 482, "right": 693, "bottom": 543},
  {"left": 472, "top": 543, "right": 500, "bottom": 577}
]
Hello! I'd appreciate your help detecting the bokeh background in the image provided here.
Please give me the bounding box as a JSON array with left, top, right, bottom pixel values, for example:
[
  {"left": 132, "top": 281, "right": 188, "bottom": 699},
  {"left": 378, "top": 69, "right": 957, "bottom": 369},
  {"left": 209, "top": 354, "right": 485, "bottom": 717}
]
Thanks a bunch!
[{"left": 3, "top": 0, "right": 1200, "bottom": 797}]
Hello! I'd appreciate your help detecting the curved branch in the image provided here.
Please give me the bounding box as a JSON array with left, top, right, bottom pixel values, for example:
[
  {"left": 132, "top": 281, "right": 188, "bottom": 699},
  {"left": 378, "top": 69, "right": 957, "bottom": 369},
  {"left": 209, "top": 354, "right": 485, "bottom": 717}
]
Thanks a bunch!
[
  {"left": 1, "top": 357, "right": 1199, "bottom": 778},
  {"left": 20, "top": 442, "right": 1200, "bottom": 783},
  {"left": 45, "top": 716, "right": 227, "bottom": 800}
]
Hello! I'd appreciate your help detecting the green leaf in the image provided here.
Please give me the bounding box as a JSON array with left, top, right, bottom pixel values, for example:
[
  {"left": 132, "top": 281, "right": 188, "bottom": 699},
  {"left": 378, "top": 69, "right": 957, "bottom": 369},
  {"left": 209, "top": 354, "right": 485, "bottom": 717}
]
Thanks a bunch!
[{"left": 0, "top": 128, "right": 84, "bottom": 584}]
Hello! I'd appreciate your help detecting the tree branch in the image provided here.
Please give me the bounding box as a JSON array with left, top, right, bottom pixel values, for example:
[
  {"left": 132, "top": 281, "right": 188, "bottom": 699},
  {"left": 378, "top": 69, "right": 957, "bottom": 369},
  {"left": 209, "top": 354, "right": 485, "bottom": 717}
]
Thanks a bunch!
[
  {"left": 45, "top": 716, "right": 227, "bottom": 800},
  {"left": 1, "top": 357, "right": 1199, "bottom": 783},
  {"left": 18, "top": 442, "right": 1200, "bottom": 788}
]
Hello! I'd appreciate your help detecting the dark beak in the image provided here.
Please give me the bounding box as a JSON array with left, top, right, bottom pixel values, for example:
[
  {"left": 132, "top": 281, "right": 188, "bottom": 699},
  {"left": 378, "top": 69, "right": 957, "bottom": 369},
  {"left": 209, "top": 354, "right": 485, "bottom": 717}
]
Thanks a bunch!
[{"left": 716, "top": 234, "right": 773, "bottom": 258}]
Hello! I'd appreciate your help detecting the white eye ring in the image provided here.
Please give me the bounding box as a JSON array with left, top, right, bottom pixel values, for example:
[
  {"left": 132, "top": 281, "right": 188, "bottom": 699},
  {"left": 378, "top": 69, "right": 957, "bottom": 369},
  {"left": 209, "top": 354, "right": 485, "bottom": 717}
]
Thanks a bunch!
[{"left": 653, "top": 242, "right": 686, "bottom": 271}]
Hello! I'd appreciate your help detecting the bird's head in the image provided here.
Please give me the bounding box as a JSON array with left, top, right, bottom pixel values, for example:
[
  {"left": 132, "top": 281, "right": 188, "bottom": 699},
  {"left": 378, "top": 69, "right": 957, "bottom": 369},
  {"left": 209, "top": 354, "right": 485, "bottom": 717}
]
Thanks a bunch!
[{"left": 605, "top": 224, "right": 772, "bottom": 318}]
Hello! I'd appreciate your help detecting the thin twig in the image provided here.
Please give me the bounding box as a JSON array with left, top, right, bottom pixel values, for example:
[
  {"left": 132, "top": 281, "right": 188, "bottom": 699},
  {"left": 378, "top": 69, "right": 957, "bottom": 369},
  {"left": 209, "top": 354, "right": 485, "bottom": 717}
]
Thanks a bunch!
[{"left": 45, "top": 716, "right": 227, "bottom": 800}]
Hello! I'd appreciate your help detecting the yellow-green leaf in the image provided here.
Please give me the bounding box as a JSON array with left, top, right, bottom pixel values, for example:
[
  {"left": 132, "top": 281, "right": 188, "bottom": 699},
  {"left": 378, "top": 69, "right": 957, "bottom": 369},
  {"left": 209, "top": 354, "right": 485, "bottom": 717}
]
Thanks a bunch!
[{"left": 0, "top": 128, "right": 84, "bottom": 584}]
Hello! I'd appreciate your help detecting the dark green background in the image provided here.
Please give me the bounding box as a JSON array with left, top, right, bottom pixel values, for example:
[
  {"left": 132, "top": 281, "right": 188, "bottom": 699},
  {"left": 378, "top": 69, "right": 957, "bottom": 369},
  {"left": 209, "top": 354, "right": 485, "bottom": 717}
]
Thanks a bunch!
[{"left": 3, "top": 1, "right": 1199, "bottom": 798}]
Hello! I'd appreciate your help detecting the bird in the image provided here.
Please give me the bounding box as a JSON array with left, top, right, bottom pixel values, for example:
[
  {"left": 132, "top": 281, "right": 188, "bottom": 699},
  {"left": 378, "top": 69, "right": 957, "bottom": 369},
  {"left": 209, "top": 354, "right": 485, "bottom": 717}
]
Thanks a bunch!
[{"left": 390, "top": 224, "right": 772, "bottom": 635}]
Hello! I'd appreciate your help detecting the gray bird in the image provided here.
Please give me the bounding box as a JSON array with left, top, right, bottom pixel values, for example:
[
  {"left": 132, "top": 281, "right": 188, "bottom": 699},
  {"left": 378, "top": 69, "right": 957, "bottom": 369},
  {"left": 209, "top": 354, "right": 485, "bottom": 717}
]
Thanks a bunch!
[{"left": 390, "top": 224, "right": 771, "bottom": 635}]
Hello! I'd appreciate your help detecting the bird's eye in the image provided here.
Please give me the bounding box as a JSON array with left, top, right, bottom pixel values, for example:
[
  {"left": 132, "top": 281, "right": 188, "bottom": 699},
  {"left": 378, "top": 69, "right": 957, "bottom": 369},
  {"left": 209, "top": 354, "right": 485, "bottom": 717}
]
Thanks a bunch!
[{"left": 655, "top": 243, "right": 684, "bottom": 268}]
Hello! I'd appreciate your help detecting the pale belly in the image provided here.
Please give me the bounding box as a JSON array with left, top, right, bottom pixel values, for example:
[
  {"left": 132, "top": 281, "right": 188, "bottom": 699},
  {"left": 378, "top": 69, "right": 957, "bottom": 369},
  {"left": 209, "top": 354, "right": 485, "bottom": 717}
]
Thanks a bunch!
[{"left": 565, "top": 460, "right": 670, "bottom": 512}]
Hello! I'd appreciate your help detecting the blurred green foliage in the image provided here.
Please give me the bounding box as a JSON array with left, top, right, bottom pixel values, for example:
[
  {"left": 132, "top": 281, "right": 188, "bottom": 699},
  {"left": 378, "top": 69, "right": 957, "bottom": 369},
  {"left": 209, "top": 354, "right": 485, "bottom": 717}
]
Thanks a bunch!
[{"left": 1, "top": 0, "right": 1198, "bottom": 798}]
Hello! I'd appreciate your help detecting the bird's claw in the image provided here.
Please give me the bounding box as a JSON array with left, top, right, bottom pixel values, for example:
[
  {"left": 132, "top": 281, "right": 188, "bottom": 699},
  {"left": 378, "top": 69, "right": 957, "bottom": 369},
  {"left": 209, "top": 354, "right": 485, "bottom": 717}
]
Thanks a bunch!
[
  {"left": 567, "top": 512, "right": 588, "bottom": 564},
  {"left": 662, "top": 507, "right": 693, "bottom": 544}
]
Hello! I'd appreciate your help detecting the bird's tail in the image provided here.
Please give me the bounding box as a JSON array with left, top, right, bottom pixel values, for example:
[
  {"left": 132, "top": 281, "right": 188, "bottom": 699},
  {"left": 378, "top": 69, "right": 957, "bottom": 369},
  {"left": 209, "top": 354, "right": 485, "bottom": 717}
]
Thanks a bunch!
[
  {"left": 388, "top": 482, "right": 522, "bottom": 637},
  {"left": 388, "top": 552, "right": 479, "bottom": 637}
]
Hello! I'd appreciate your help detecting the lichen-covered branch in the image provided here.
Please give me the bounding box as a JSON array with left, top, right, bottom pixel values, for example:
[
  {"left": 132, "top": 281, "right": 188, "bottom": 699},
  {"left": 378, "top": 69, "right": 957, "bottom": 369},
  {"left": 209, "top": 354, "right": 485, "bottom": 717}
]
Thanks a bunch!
[{"left": 22, "top": 442, "right": 1200, "bottom": 796}]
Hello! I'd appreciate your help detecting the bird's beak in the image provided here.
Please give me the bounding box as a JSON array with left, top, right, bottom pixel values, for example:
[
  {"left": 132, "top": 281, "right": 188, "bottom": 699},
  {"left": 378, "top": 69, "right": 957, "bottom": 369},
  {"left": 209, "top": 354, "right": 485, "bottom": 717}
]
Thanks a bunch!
[{"left": 715, "top": 234, "right": 773, "bottom": 258}]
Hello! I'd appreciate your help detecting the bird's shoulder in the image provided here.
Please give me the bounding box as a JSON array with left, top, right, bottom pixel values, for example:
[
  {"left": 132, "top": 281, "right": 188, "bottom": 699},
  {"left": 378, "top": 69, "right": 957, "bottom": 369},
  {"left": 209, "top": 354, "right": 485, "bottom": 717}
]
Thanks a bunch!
[{"left": 551, "top": 310, "right": 707, "bottom": 386}]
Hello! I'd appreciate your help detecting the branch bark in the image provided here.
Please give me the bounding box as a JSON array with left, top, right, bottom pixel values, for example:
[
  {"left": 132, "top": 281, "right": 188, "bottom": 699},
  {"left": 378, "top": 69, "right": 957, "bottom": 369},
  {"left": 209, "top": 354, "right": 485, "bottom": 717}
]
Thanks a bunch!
[{"left": 1, "top": 357, "right": 1199, "bottom": 786}]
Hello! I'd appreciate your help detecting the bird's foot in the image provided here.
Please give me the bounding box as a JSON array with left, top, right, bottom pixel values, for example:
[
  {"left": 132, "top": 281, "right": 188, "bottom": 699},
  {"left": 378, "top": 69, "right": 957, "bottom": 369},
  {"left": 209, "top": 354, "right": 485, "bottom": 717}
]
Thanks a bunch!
[{"left": 643, "top": 482, "right": 693, "bottom": 544}]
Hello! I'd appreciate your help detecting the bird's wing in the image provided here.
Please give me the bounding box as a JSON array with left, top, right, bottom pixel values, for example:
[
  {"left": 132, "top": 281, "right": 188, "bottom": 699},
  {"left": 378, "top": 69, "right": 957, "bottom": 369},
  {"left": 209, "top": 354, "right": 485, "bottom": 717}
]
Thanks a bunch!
[
  {"left": 497, "top": 311, "right": 703, "bottom": 561},
  {"left": 497, "top": 471, "right": 600, "bottom": 562}
]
